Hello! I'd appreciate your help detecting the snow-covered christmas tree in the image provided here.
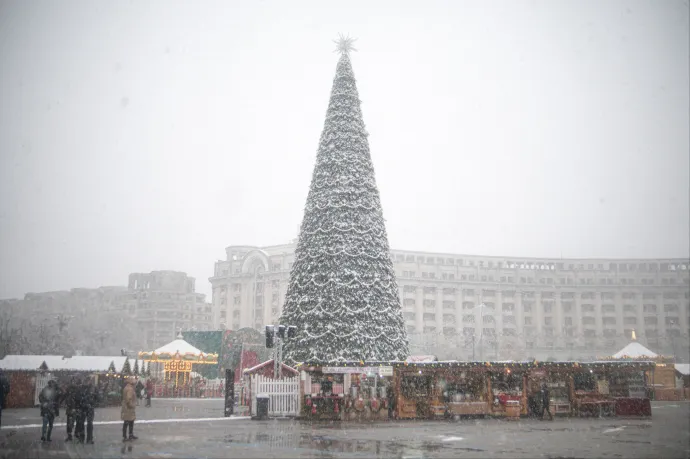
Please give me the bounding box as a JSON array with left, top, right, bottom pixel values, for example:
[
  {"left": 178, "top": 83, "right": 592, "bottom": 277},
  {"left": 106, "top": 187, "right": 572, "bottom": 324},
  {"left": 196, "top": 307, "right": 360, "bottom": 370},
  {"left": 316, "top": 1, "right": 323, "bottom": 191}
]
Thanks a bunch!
[{"left": 280, "top": 36, "right": 409, "bottom": 364}]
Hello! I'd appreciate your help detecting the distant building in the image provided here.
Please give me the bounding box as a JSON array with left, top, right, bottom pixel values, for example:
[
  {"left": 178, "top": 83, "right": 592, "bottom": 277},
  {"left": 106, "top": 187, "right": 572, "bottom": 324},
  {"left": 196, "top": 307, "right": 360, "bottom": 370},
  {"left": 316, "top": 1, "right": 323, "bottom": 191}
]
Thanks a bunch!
[
  {"left": 209, "top": 244, "right": 690, "bottom": 361},
  {"left": 1, "top": 271, "right": 213, "bottom": 351}
]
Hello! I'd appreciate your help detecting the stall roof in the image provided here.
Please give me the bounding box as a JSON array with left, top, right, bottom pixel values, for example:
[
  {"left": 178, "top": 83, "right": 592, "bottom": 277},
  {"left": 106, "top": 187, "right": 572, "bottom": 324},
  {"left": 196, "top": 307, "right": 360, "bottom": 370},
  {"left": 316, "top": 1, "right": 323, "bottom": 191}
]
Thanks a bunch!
[
  {"left": 675, "top": 364, "right": 690, "bottom": 376},
  {"left": 244, "top": 359, "right": 299, "bottom": 376},
  {"left": 0, "top": 355, "right": 134, "bottom": 372},
  {"left": 0, "top": 355, "right": 61, "bottom": 371},
  {"left": 299, "top": 360, "right": 656, "bottom": 369}
]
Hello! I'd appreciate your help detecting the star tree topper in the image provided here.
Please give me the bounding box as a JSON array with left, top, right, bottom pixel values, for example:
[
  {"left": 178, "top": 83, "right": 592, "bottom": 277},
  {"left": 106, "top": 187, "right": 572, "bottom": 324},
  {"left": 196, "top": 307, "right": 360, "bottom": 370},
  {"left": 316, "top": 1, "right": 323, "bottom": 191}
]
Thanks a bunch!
[{"left": 334, "top": 34, "right": 357, "bottom": 55}]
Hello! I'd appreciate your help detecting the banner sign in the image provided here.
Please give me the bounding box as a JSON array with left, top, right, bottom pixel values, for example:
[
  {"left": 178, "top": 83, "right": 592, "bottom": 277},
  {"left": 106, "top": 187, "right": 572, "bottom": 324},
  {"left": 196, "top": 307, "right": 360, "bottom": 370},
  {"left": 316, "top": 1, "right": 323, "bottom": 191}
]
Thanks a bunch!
[{"left": 323, "top": 366, "right": 394, "bottom": 376}]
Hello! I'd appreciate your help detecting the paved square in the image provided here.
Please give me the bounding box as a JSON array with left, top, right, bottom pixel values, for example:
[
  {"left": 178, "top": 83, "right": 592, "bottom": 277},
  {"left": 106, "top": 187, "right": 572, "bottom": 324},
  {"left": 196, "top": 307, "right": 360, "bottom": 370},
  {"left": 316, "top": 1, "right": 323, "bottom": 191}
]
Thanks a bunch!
[{"left": 1, "top": 400, "right": 688, "bottom": 458}]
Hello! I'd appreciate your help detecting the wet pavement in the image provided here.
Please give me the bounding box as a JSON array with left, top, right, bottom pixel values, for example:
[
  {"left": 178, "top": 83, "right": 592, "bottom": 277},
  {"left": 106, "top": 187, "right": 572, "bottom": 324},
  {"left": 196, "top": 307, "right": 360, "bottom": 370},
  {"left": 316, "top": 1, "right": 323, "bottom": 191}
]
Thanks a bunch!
[{"left": 0, "top": 401, "right": 688, "bottom": 458}]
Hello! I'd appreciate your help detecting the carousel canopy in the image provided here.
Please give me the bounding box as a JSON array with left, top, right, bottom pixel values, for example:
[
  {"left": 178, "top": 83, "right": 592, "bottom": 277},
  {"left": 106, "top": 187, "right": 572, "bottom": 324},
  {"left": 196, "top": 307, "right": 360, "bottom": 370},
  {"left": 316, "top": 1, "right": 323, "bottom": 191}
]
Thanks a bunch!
[
  {"left": 612, "top": 341, "right": 658, "bottom": 360},
  {"left": 138, "top": 333, "right": 218, "bottom": 364}
]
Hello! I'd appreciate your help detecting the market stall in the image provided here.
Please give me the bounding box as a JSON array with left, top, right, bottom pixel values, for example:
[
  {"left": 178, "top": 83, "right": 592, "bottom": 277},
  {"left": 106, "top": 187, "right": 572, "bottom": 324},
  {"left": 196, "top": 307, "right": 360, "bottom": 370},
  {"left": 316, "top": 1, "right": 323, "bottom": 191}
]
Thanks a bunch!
[
  {"left": 488, "top": 366, "right": 525, "bottom": 418},
  {"left": 299, "top": 363, "right": 394, "bottom": 421}
]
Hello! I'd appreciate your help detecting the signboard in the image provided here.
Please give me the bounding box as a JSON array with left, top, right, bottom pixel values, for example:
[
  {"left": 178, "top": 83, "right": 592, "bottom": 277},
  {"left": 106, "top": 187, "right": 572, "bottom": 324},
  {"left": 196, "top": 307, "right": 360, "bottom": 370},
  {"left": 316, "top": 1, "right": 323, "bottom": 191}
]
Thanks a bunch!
[
  {"left": 322, "top": 366, "right": 394, "bottom": 376},
  {"left": 379, "top": 366, "right": 394, "bottom": 377}
]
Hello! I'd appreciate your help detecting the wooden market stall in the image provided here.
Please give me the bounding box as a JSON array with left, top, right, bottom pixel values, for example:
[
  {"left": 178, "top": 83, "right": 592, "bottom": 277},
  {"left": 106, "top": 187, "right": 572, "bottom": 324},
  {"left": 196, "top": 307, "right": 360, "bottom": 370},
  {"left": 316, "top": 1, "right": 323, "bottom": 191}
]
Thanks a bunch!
[
  {"left": 299, "top": 362, "right": 395, "bottom": 421},
  {"left": 570, "top": 361, "right": 655, "bottom": 417},
  {"left": 138, "top": 333, "right": 218, "bottom": 388}
]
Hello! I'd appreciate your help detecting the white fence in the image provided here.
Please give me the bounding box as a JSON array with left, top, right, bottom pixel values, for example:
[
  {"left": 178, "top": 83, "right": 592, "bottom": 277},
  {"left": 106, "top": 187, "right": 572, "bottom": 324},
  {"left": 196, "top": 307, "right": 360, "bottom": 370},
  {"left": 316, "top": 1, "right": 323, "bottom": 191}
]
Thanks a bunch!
[{"left": 250, "top": 374, "right": 299, "bottom": 417}]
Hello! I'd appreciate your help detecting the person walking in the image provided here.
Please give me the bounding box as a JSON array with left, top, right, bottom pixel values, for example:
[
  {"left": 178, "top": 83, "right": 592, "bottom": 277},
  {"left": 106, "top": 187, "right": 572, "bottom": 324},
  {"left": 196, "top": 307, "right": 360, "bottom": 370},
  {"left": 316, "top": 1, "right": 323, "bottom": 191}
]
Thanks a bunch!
[
  {"left": 540, "top": 383, "right": 553, "bottom": 421},
  {"left": 62, "top": 377, "right": 79, "bottom": 442},
  {"left": 121, "top": 377, "right": 138, "bottom": 441},
  {"left": 39, "top": 380, "right": 60, "bottom": 442},
  {"left": 145, "top": 380, "right": 153, "bottom": 408},
  {"left": 0, "top": 369, "right": 10, "bottom": 428}
]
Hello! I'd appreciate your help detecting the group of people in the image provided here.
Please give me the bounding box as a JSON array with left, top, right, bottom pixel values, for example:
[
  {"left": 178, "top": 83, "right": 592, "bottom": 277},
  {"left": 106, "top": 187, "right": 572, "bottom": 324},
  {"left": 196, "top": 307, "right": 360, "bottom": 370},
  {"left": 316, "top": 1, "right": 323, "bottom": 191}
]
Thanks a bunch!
[{"left": 37, "top": 376, "right": 147, "bottom": 443}]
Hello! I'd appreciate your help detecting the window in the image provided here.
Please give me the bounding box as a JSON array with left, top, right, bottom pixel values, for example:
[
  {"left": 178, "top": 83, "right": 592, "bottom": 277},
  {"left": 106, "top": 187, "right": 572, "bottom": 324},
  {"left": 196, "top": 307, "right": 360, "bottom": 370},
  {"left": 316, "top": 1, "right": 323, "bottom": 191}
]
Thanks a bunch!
[
  {"left": 524, "top": 317, "right": 532, "bottom": 325},
  {"left": 443, "top": 288, "right": 456, "bottom": 295},
  {"left": 428, "top": 272, "right": 436, "bottom": 280},
  {"left": 462, "top": 315, "right": 475, "bottom": 323},
  {"left": 403, "top": 285, "right": 416, "bottom": 293},
  {"left": 624, "top": 317, "right": 637, "bottom": 325},
  {"left": 423, "top": 313, "right": 435, "bottom": 321},
  {"left": 664, "top": 304, "right": 679, "bottom": 313},
  {"left": 423, "top": 286, "right": 436, "bottom": 294},
  {"left": 643, "top": 304, "right": 657, "bottom": 313},
  {"left": 423, "top": 299, "right": 435, "bottom": 308},
  {"left": 502, "top": 303, "right": 514, "bottom": 312},
  {"left": 543, "top": 304, "right": 553, "bottom": 313},
  {"left": 564, "top": 317, "right": 573, "bottom": 326},
  {"left": 544, "top": 317, "right": 553, "bottom": 326},
  {"left": 404, "top": 312, "right": 415, "bottom": 320},
  {"left": 442, "top": 300, "right": 455, "bottom": 309},
  {"left": 403, "top": 298, "right": 415, "bottom": 307},
  {"left": 443, "top": 314, "right": 456, "bottom": 324},
  {"left": 562, "top": 302, "right": 573, "bottom": 313}
]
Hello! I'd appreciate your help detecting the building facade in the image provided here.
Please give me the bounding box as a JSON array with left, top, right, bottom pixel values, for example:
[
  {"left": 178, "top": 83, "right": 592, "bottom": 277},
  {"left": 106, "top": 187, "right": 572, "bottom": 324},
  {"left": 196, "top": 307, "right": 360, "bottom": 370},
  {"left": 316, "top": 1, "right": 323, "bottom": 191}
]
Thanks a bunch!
[
  {"left": 0, "top": 271, "right": 213, "bottom": 352},
  {"left": 209, "top": 244, "right": 690, "bottom": 362}
]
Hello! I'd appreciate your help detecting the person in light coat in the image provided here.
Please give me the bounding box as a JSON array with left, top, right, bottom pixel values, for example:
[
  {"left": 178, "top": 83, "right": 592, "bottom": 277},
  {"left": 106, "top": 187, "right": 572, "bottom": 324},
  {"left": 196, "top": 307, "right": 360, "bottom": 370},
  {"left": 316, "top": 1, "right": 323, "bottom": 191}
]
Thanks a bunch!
[{"left": 121, "top": 377, "right": 138, "bottom": 441}]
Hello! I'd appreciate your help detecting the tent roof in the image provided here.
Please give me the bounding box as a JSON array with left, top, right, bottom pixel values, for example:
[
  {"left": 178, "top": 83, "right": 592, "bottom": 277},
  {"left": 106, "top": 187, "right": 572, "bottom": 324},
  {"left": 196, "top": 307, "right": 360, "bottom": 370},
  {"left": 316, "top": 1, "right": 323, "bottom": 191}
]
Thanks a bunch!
[
  {"left": 612, "top": 341, "right": 658, "bottom": 359},
  {"left": 675, "top": 364, "right": 690, "bottom": 376},
  {"left": 154, "top": 338, "right": 205, "bottom": 356}
]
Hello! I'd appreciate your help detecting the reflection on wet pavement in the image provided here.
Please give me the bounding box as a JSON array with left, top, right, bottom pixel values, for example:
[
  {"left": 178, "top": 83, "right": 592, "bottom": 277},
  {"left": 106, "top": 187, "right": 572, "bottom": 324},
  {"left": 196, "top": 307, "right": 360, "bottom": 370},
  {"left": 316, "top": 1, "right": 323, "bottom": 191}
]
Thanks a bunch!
[{"left": 222, "top": 429, "right": 487, "bottom": 458}]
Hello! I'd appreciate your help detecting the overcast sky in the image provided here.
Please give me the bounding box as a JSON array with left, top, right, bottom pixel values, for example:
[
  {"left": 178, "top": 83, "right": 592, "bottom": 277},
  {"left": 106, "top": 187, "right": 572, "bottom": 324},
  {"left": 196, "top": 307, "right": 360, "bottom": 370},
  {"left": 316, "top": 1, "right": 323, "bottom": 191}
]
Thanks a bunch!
[{"left": 0, "top": 0, "right": 688, "bottom": 300}]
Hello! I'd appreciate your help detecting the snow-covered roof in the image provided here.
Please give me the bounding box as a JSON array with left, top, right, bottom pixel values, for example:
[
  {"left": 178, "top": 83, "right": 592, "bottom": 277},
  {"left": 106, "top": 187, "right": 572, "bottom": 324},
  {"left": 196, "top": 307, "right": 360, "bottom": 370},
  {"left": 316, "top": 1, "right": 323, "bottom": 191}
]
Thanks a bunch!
[
  {"left": 243, "top": 359, "right": 298, "bottom": 376},
  {"left": 675, "top": 364, "right": 690, "bottom": 376},
  {"left": 0, "top": 355, "right": 61, "bottom": 371},
  {"left": 0, "top": 355, "right": 135, "bottom": 372},
  {"left": 154, "top": 338, "right": 205, "bottom": 356},
  {"left": 612, "top": 342, "right": 658, "bottom": 359}
]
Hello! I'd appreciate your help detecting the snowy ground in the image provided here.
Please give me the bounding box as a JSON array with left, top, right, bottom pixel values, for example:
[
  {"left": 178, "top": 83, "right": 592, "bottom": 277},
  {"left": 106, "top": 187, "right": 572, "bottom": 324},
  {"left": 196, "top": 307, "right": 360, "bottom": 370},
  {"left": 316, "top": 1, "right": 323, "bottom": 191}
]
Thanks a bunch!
[{"left": 0, "top": 400, "right": 688, "bottom": 458}]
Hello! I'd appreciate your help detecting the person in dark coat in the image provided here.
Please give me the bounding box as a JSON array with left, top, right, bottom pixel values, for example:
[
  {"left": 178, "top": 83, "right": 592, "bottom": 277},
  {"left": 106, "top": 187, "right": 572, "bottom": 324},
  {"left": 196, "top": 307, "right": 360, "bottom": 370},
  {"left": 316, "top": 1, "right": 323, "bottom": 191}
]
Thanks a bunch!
[
  {"left": 145, "top": 380, "right": 153, "bottom": 408},
  {"left": 135, "top": 379, "right": 144, "bottom": 406},
  {"left": 62, "top": 377, "right": 79, "bottom": 442},
  {"left": 540, "top": 383, "right": 553, "bottom": 421},
  {"left": 39, "top": 380, "right": 60, "bottom": 442},
  {"left": 0, "top": 369, "right": 10, "bottom": 427},
  {"left": 75, "top": 377, "right": 97, "bottom": 444}
]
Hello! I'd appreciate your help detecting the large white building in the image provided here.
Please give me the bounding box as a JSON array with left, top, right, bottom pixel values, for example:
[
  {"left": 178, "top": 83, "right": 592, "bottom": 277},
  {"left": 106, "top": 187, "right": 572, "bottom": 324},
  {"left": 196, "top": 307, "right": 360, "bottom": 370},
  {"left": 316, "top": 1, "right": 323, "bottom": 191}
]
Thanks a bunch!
[{"left": 209, "top": 244, "right": 690, "bottom": 361}]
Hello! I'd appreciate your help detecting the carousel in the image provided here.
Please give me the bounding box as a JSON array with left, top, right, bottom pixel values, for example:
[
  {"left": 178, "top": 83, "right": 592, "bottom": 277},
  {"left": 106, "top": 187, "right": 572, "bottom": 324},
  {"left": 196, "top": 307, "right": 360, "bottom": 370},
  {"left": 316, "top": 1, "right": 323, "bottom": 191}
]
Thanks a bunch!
[{"left": 138, "top": 333, "right": 218, "bottom": 386}]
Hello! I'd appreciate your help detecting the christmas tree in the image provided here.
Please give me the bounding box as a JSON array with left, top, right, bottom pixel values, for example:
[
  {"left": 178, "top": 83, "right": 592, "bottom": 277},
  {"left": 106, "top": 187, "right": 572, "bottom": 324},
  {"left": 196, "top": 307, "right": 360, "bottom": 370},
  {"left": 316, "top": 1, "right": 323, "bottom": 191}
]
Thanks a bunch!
[
  {"left": 280, "top": 36, "right": 409, "bottom": 363},
  {"left": 133, "top": 359, "right": 140, "bottom": 375},
  {"left": 121, "top": 358, "right": 132, "bottom": 375}
]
